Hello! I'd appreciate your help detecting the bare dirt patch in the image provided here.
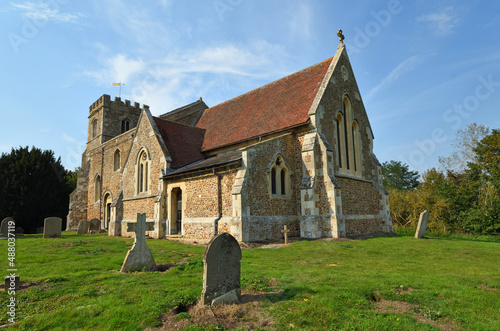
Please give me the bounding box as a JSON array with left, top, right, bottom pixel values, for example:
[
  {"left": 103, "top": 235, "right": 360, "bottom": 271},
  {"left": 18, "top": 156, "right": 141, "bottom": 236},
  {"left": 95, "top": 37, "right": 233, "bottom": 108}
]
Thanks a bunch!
[
  {"left": 147, "top": 289, "right": 281, "bottom": 330},
  {"left": 0, "top": 281, "right": 43, "bottom": 291},
  {"left": 394, "top": 286, "right": 414, "bottom": 295},
  {"left": 375, "top": 300, "right": 458, "bottom": 331}
]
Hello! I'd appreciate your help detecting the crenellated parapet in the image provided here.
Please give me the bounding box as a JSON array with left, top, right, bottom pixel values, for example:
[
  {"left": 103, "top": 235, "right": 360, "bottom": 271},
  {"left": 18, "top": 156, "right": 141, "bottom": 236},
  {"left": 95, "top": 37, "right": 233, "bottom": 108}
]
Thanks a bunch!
[{"left": 89, "top": 94, "right": 148, "bottom": 114}]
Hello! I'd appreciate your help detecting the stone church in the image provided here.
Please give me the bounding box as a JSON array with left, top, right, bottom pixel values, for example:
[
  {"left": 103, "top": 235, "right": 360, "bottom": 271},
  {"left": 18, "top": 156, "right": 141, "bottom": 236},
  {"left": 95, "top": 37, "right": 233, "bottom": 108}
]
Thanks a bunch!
[{"left": 67, "top": 40, "right": 392, "bottom": 241}]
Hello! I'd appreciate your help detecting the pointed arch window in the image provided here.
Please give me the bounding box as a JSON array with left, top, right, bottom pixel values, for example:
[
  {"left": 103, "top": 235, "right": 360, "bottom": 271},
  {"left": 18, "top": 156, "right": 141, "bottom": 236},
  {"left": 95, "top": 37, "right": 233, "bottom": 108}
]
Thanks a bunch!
[
  {"left": 137, "top": 150, "right": 149, "bottom": 194},
  {"left": 92, "top": 119, "right": 98, "bottom": 138},
  {"left": 269, "top": 155, "right": 290, "bottom": 198},
  {"left": 343, "top": 98, "right": 350, "bottom": 170},
  {"left": 94, "top": 175, "right": 101, "bottom": 202},
  {"left": 336, "top": 96, "right": 362, "bottom": 177},
  {"left": 121, "top": 119, "right": 130, "bottom": 133},
  {"left": 352, "top": 120, "right": 361, "bottom": 175},
  {"left": 336, "top": 113, "right": 344, "bottom": 169},
  {"left": 113, "top": 149, "right": 121, "bottom": 171}
]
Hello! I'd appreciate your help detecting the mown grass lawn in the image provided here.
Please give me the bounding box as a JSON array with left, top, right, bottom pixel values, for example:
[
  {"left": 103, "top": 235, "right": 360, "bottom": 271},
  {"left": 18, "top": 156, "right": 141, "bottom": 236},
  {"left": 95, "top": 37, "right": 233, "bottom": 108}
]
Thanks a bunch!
[{"left": 0, "top": 232, "right": 499, "bottom": 330}]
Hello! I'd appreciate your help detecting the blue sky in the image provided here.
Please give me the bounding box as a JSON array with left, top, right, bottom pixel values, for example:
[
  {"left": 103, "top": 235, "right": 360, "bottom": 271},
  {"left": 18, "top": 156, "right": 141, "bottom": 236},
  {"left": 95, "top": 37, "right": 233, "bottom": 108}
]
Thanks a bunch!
[{"left": 1, "top": 0, "right": 499, "bottom": 175}]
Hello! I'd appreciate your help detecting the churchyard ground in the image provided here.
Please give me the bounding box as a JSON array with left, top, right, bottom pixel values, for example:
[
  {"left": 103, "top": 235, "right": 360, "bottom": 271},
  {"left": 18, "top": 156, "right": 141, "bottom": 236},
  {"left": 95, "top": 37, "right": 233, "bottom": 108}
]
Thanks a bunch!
[{"left": 0, "top": 232, "right": 498, "bottom": 330}]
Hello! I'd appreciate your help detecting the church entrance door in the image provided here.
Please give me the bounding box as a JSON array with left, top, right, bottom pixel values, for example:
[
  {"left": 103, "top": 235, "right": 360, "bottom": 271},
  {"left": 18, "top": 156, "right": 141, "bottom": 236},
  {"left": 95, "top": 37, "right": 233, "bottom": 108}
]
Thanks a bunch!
[{"left": 103, "top": 193, "right": 112, "bottom": 229}]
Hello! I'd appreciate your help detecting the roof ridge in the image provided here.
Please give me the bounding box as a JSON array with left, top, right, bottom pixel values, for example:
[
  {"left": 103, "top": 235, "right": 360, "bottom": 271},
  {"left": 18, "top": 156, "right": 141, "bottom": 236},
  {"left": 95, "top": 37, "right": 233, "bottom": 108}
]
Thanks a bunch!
[
  {"left": 201, "top": 57, "right": 334, "bottom": 116},
  {"left": 159, "top": 98, "right": 205, "bottom": 116},
  {"left": 153, "top": 116, "right": 206, "bottom": 132}
]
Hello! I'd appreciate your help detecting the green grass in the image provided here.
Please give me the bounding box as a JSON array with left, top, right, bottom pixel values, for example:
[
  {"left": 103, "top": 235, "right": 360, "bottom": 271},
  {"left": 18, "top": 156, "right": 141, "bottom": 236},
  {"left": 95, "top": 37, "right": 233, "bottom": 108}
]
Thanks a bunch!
[{"left": 1, "top": 232, "right": 499, "bottom": 330}]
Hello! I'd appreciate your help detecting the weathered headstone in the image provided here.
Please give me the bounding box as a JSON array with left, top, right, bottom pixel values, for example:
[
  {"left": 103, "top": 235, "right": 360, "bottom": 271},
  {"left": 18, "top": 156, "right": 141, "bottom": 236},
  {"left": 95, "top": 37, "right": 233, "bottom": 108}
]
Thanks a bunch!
[
  {"left": 43, "top": 217, "right": 62, "bottom": 238},
  {"left": 120, "top": 213, "right": 156, "bottom": 272},
  {"left": 1, "top": 217, "right": 14, "bottom": 236},
  {"left": 36, "top": 227, "right": 44, "bottom": 234},
  {"left": 415, "top": 210, "right": 429, "bottom": 239},
  {"left": 281, "top": 225, "right": 290, "bottom": 244},
  {"left": 76, "top": 220, "right": 91, "bottom": 234},
  {"left": 89, "top": 218, "right": 101, "bottom": 233},
  {"left": 201, "top": 233, "right": 241, "bottom": 306}
]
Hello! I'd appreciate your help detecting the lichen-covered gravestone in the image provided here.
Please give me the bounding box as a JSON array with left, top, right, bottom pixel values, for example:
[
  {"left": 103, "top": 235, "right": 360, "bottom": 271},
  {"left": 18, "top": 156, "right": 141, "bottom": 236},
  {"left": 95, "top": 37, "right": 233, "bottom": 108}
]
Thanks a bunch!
[
  {"left": 415, "top": 210, "right": 429, "bottom": 239},
  {"left": 120, "top": 213, "right": 156, "bottom": 272},
  {"left": 201, "top": 233, "right": 242, "bottom": 306},
  {"left": 76, "top": 220, "right": 91, "bottom": 234},
  {"left": 43, "top": 217, "right": 62, "bottom": 238},
  {"left": 1, "top": 217, "right": 14, "bottom": 237},
  {"left": 89, "top": 218, "right": 101, "bottom": 233}
]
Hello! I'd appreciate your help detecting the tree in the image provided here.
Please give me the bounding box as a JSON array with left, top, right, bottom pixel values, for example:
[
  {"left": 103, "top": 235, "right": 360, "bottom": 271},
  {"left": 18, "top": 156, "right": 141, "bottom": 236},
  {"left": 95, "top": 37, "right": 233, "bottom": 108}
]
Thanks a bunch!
[
  {"left": 473, "top": 129, "right": 500, "bottom": 186},
  {"left": 381, "top": 160, "right": 419, "bottom": 190},
  {"left": 0, "top": 146, "right": 73, "bottom": 233},
  {"left": 439, "top": 123, "right": 490, "bottom": 174}
]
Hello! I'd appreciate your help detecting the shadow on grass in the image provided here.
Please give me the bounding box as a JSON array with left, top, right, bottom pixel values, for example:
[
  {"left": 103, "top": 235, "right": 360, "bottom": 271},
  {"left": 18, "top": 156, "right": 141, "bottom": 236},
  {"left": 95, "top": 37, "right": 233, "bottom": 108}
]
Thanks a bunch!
[{"left": 233, "top": 286, "right": 317, "bottom": 306}]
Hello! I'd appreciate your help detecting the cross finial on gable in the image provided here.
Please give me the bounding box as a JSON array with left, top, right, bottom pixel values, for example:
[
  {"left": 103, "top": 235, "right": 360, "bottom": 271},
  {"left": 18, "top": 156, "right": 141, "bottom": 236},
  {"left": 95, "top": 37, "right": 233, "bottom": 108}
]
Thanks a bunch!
[{"left": 337, "top": 29, "right": 345, "bottom": 45}]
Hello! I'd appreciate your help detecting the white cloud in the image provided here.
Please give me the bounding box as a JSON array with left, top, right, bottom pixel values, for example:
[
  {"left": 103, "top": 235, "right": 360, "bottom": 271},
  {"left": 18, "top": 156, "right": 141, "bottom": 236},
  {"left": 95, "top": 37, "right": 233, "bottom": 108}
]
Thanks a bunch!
[
  {"left": 287, "top": 3, "right": 313, "bottom": 41},
  {"left": 98, "top": 0, "right": 172, "bottom": 50},
  {"left": 417, "top": 7, "right": 461, "bottom": 37},
  {"left": 83, "top": 54, "right": 145, "bottom": 86},
  {"left": 11, "top": 2, "right": 82, "bottom": 23},
  {"left": 83, "top": 42, "right": 291, "bottom": 114},
  {"left": 367, "top": 56, "right": 423, "bottom": 98},
  {"left": 62, "top": 133, "right": 77, "bottom": 144}
]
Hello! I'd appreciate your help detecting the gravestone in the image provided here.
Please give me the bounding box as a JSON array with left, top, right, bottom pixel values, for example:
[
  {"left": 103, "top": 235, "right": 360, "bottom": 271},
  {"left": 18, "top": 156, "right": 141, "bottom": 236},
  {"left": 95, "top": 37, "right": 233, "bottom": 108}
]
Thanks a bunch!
[
  {"left": 43, "top": 217, "right": 62, "bottom": 238},
  {"left": 120, "top": 213, "right": 156, "bottom": 272},
  {"left": 201, "top": 233, "right": 241, "bottom": 305},
  {"left": 36, "top": 227, "right": 44, "bottom": 234},
  {"left": 76, "top": 220, "right": 91, "bottom": 234},
  {"left": 1, "top": 217, "right": 14, "bottom": 236},
  {"left": 415, "top": 210, "right": 429, "bottom": 239},
  {"left": 89, "top": 218, "right": 101, "bottom": 233}
]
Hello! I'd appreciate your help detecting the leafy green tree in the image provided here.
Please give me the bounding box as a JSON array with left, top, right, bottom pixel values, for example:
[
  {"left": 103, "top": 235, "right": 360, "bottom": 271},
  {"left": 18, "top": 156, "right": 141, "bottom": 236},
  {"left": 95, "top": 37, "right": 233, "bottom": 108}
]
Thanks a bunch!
[
  {"left": 460, "top": 129, "right": 500, "bottom": 234},
  {"left": 381, "top": 160, "right": 419, "bottom": 190},
  {"left": 0, "top": 146, "right": 72, "bottom": 233}
]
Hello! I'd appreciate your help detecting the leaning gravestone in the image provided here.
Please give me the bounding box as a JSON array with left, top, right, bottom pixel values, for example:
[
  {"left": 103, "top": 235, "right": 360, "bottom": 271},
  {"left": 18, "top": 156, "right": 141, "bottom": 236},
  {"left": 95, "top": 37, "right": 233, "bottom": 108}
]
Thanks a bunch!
[
  {"left": 120, "top": 213, "right": 156, "bottom": 272},
  {"left": 415, "top": 210, "right": 429, "bottom": 239},
  {"left": 201, "top": 233, "right": 241, "bottom": 306},
  {"left": 43, "top": 217, "right": 62, "bottom": 238},
  {"left": 1, "top": 217, "right": 14, "bottom": 237},
  {"left": 76, "top": 220, "right": 91, "bottom": 234},
  {"left": 89, "top": 218, "right": 101, "bottom": 233}
]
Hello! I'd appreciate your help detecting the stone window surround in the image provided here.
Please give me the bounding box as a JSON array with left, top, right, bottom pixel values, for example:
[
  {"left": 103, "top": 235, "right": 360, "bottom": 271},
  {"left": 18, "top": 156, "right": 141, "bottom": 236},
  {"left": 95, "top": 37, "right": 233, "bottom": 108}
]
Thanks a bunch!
[
  {"left": 94, "top": 173, "right": 101, "bottom": 203},
  {"left": 91, "top": 118, "right": 98, "bottom": 139},
  {"left": 121, "top": 118, "right": 131, "bottom": 133},
  {"left": 335, "top": 94, "right": 362, "bottom": 178},
  {"left": 135, "top": 147, "right": 151, "bottom": 196},
  {"left": 113, "top": 149, "right": 121, "bottom": 171},
  {"left": 267, "top": 154, "right": 291, "bottom": 199}
]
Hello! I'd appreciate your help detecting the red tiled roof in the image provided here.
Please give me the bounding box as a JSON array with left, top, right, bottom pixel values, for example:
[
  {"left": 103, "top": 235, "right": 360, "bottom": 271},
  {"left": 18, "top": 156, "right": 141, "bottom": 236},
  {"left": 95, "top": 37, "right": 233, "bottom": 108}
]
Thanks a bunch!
[
  {"left": 153, "top": 117, "right": 206, "bottom": 169},
  {"left": 196, "top": 57, "right": 333, "bottom": 151}
]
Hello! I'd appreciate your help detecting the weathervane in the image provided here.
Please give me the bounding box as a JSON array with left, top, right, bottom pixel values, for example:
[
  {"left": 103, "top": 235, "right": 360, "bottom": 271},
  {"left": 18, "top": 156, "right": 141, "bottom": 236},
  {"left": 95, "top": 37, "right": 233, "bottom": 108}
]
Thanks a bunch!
[
  {"left": 337, "top": 29, "right": 345, "bottom": 45},
  {"left": 112, "top": 82, "right": 125, "bottom": 98}
]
